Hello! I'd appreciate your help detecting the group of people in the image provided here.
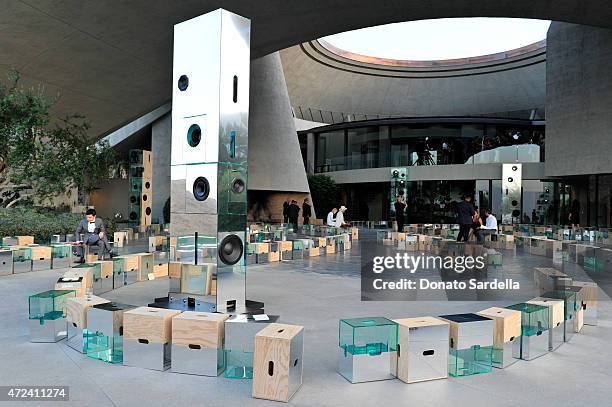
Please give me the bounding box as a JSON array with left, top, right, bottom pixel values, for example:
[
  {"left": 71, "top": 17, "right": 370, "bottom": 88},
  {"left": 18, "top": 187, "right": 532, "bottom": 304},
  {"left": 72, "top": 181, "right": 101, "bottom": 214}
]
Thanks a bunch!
[
  {"left": 282, "top": 198, "right": 312, "bottom": 229},
  {"left": 326, "top": 206, "right": 348, "bottom": 227},
  {"left": 456, "top": 194, "right": 498, "bottom": 244}
]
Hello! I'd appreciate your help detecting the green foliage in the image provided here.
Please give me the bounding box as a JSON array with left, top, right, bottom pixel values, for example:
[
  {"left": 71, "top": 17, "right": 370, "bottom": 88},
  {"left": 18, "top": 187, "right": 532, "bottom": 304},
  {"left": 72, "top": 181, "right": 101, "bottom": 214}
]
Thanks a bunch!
[
  {"left": 0, "top": 71, "right": 116, "bottom": 207},
  {"left": 307, "top": 174, "right": 340, "bottom": 217},
  {"left": 0, "top": 207, "right": 116, "bottom": 243}
]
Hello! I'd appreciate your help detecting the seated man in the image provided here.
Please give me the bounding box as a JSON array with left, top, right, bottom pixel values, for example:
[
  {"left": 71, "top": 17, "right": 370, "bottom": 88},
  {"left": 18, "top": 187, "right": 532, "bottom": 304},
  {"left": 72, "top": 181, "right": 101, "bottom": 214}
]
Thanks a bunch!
[
  {"left": 476, "top": 208, "right": 498, "bottom": 244},
  {"left": 75, "top": 208, "right": 114, "bottom": 262}
]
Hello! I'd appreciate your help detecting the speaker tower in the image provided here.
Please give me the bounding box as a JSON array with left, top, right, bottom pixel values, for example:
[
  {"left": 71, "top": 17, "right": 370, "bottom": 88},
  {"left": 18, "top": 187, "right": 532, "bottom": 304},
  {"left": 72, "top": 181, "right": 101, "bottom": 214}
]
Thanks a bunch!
[
  {"left": 501, "top": 163, "right": 522, "bottom": 224},
  {"left": 170, "top": 9, "right": 250, "bottom": 313}
]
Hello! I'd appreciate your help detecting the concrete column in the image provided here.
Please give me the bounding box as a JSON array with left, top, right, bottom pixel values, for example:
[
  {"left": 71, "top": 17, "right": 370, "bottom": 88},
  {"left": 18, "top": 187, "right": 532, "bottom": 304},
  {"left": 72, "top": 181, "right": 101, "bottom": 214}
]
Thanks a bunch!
[
  {"left": 248, "top": 52, "right": 310, "bottom": 193},
  {"left": 306, "top": 132, "right": 315, "bottom": 174},
  {"left": 151, "top": 113, "right": 171, "bottom": 223}
]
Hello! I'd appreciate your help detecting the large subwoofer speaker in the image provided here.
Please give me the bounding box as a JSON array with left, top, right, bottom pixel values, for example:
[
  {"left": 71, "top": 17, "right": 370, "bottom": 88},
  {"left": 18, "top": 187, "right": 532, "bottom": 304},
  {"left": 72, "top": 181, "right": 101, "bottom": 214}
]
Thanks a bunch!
[
  {"left": 218, "top": 234, "right": 243, "bottom": 265},
  {"left": 193, "top": 177, "right": 210, "bottom": 201}
]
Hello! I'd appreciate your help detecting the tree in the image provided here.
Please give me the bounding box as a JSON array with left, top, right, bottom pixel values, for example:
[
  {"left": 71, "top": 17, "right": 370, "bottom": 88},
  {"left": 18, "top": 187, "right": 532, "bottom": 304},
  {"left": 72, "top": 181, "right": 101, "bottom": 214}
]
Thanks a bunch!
[
  {"left": 0, "top": 71, "right": 116, "bottom": 207},
  {"left": 307, "top": 174, "right": 340, "bottom": 218}
]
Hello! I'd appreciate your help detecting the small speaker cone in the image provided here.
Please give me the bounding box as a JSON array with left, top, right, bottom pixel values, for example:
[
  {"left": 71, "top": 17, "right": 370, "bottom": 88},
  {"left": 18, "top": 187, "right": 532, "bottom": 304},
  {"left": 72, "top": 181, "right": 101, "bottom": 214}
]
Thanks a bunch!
[
  {"left": 178, "top": 75, "right": 189, "bottom": 91},
  {"left": 187, "top": 124, "right": 201, "bottom": 147},
  {"left": 193, "top": 177, "right": 210, "bottom": 201},
  {"left": 130, "top": 195, "right": 138, "bottom": 204},
  {"left": 142, "top": 194, "right": 148, "bottom": 202},
  {"left": 218, "top": 234, "right": 244, "bottom": 266},
  {"left": 507, "top": 177, "right": 514, "bottom": 183},
  {"left": 145, "top": 181, "right": 151, "bottom": 189},
  {"left": 392, "top": 170, "right": 399, "bottom": 177},
  {"left": 129, "top": 211, "right": 138, "bottom": 220},
  {"left": 511, "top": 200, "right": 519, "bottom": 207},
  {"left": 512, "top": 209, "right": 521, "bottom": 218},
  {"left": 145, "top": 207, "right": 151, "bottom": 216},
  {"left": 231, "top": 178, "right": 245, "bottom": 194}
]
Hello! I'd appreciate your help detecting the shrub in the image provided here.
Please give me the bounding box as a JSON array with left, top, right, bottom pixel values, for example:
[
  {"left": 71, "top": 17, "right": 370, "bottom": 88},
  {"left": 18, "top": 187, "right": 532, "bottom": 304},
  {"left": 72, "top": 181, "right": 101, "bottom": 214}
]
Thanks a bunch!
[
  {"left": 0, "top": 207, "right": 116, "bottom": 243},
  {"left": 307, "top": 174, "right": 340, "bottom": 217}
]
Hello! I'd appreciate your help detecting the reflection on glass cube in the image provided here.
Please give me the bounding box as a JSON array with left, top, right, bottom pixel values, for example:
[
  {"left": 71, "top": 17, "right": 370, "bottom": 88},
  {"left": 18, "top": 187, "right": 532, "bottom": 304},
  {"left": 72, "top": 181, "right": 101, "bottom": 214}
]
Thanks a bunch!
[
  {"left": 28, "top": 290, "right": 75, "bottom": 321},
  {"left": 224, "top": 349, "right": 253, "bottom": 379},
  {"left": 449, "top": 346, "right": 493, "bottom": 377},
  {"left": 51, "top": 244, "right": 71, "bottom": 258},
  {"left": 506, "top": 303, "right": 549, "bottom": 335}
]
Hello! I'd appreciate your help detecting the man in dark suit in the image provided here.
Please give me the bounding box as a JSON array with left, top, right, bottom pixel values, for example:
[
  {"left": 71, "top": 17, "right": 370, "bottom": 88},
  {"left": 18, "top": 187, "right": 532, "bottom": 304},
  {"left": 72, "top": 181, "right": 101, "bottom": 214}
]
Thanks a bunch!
[
  {"left": 287, "top": 200, "right": 301, "bottom": 231},
  {"left": 394, "top": 196, "right": 407, "bottom": 232},
  {"left": 456, "top": 194, "right": 476, "bottom": 242},
  {"left": 282, "top": 198, "right": 290, "bottom": 223},
  {"left": 74, "top": 208, "right": 114, "bottom": 262},
  {"left": 302, "top": 198, "right": 312, "bottom": 225}
]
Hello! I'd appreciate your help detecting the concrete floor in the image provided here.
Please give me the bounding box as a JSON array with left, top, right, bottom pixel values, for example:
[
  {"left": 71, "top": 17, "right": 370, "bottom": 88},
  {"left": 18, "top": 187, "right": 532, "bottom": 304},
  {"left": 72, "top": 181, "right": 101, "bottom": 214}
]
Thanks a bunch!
[{"left": 1, "top": 239, "right": 611, "bottom": 407}]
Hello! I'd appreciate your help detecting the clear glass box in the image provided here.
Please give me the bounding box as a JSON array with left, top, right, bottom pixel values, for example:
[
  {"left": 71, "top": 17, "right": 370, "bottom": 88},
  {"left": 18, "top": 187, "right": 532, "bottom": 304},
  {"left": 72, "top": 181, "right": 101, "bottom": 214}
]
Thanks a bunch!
[
  {"left": 29, "top": 289, "right": 75, "bottom": 321},
  {"left": 339, "top": 317, "right": 398, "bottom": 356},
  {"left": 506, "top": 303, "right": 550, "bottom": 336}
]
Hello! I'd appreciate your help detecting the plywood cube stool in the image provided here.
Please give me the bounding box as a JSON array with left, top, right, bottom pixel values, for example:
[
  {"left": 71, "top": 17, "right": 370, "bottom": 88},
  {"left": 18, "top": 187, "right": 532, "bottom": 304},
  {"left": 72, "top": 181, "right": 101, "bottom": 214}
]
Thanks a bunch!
[
  {"left": 134, "top": 253, "right": 154, "bottom": 282},
  {"left": 477, "top": 307, "right": 521, "bottom": 368},
  {"left": 171, "top": 311, "right": 229, "bottom": 376},
  {"left": 527, "top": 297, "right": 565, "bottom": 350},
  {"left": 572, "top": 281, "right": 598, "bottom": 326},
  {"left": 253, "top": 323, "right": 304, "bottom": 402},
  {"left": 123, "top": 307, "right": 182, "bottom": 371},
  {"left": 66, "top": 295, "right": 110, "bottom": 353},
  {"left": 393, "top": 317, "right": 449, "bottom": 383}
]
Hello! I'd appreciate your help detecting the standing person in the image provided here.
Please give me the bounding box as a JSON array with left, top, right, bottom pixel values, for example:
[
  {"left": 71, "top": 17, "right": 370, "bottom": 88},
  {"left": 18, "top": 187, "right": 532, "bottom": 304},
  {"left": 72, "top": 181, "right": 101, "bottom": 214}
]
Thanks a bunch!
[
  {"left": 531, "top": 209, "right": 538, "bottom": 225},
  {"left": 569, "top": 196, "right": 581, "bottom": 228},
  {"left": 469, "top": 211, "right": 483, "bottom": 241},
  {"left": 327, "top": 208, "right": 337, "bottom": 226},
  {"left": 335, "top": 205, "right": 348, "bottom": 227},
  {"left": 287, "top": 200, "right": 300, "bottom": 230},
  {"left": 74, "top": 208, "right": 115, "bottom": 262},
  {"left": 282, "top": 198, "right": 290, "bottom": 224},
  {"left": 456, "top": 194, "right": 476, "bottom": 242},
  {"left": 302, "top": 198, "right": 312, "bottom": 225},
  {"left": 394, "top": 196, "right": 407, "bottom": 233}
]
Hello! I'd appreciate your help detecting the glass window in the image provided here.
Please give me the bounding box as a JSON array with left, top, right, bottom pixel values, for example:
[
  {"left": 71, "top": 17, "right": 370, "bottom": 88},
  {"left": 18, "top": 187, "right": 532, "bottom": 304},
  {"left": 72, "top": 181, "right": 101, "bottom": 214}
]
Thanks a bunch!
[
  {"left": 347, "top": 126, "right": 381, "bottom": 170},
  {"left": 315, "top": 131, "right": 345, "bottom": 172}
]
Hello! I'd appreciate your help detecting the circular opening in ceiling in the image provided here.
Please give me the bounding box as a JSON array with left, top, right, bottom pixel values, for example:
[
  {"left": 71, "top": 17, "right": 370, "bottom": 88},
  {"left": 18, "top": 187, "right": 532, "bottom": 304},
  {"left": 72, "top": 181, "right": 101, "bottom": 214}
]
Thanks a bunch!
[{"left": 320, "top": 18, "right": 550, "bottom": 65}]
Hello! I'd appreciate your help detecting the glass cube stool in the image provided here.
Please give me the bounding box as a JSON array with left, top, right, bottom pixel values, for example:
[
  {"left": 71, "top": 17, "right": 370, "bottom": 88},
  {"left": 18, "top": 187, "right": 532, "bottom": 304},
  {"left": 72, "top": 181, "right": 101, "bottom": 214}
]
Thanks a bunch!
[
  {"left": 527, "top": 297, "right": 565, "bottom": 351},
  {"left": 12, "top": 247, "right": 32, "bottom": 274},
  {"left": 477, "top": 307, "right": 521, "bottom": 368},
  {"left": 29, "top": 290, "right": 75, "bottom": 342},
  {"left": 542, "top": 290, "right": 578, "bottom": 342},
  {"left": 224, "top": 315, "right": 280, "bottom": 379},
  {"left": 65, "top": 295, "right": 110, "bottom": 352},
  {"left": 51, "top": 244, "right": 72, "bottom": 269},
  {"left": 505, "top": 303, "right": 550, "bottom": 360},
  {"left": 338, "top": 317, "right": 398, "bottom": 383},
  {"left": 438, "top": 313, "right": 494, "bottom": 377},
  {"left": 85, "top": 302, "right": 135, "bottom": 364},
  {"left": 393, "top": 317, "right": 449, "bottom": 383}
]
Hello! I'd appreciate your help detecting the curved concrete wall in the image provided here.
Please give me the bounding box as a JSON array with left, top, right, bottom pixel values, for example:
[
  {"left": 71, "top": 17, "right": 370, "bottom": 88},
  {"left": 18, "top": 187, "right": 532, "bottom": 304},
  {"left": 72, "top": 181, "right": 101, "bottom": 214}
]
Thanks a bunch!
[
  {"left": 248, "top": 52, "right": 310, "bottom": 193},
  {"left": 546, "top": 22, "right": 612, "bottom": 176},
  {"left": 3, "top": 1, "right": 612, "bottom": 138},
  {"left": 281, "top": 44, "right": 545, "bottom": 118}
]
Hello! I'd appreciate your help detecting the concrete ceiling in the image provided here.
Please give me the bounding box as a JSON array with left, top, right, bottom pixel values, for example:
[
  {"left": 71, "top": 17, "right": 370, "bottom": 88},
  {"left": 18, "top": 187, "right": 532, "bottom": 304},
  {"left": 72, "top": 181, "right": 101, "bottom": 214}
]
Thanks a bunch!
[{"left": 2, "top": 0, "right": 612, "bottom": 137}]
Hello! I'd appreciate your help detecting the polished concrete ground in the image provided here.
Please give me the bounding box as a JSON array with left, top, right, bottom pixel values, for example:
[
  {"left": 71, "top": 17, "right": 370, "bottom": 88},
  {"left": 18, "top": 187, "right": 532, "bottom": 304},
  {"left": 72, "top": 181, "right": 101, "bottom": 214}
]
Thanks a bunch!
[{"left": 1, "top": 237, "right": 611, "bottom": 406}]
